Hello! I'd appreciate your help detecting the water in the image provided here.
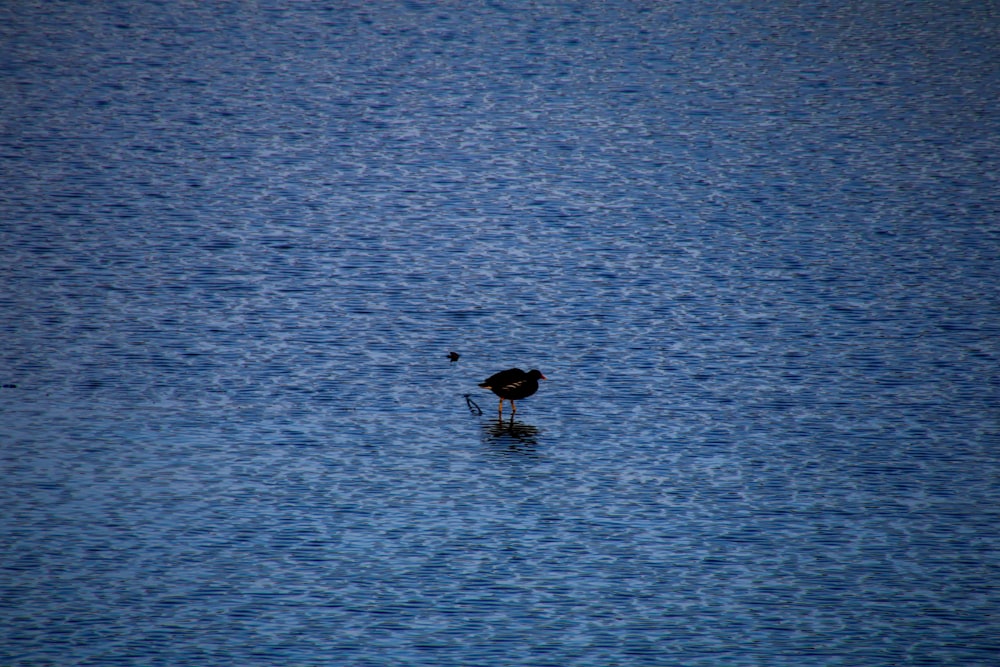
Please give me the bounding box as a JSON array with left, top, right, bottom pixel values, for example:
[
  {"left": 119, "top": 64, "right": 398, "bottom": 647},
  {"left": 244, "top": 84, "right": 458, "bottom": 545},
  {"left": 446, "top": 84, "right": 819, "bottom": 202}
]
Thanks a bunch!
[{"left": 2, "top": 1, "right": 998, "bottom": 665}]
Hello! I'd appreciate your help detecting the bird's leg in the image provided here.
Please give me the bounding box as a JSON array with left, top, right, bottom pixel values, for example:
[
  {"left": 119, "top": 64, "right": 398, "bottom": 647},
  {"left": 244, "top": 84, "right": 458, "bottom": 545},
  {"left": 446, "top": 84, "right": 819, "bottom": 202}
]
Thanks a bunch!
[
  {"left": 511, "top": 401, "right": 517, "bottom": 416},
  {"left": 498, "top": 398, "right": 504, "bottom": 418}
]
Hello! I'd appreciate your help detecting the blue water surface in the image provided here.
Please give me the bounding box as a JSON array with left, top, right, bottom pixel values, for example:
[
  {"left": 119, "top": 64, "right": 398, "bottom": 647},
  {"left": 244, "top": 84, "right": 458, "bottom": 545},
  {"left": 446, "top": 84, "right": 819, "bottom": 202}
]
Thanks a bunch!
[{"left": 2, "top": 1, "right": 998, "bottom": 665}]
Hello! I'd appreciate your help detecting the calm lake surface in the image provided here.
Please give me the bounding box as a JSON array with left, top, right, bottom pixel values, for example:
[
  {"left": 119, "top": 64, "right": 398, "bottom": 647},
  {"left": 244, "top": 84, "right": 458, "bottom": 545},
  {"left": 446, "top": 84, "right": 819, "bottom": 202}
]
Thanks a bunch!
[{"left": 2, "top": 1, "right": 998, "bottom": 665}]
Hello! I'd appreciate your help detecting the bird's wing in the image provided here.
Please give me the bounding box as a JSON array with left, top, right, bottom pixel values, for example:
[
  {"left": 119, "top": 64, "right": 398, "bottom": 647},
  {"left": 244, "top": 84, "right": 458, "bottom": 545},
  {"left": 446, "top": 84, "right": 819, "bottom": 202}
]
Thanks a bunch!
[{"left": 498, "top": 377, "right": 528, "bottom": 393}]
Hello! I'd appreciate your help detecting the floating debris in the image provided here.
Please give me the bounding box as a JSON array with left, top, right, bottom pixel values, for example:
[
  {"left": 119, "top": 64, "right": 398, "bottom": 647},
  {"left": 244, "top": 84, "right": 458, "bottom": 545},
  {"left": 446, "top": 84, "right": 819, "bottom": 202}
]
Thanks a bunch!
[{"left": 463, "top": 394, "right": 482, "bottom": 415}]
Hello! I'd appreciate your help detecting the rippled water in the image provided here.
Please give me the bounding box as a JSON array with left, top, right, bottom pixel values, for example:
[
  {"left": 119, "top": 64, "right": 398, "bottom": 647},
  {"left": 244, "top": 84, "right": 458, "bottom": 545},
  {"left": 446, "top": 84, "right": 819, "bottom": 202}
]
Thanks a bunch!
[{"left": 2, "top": 1, "right": 998, "bottom": 665}]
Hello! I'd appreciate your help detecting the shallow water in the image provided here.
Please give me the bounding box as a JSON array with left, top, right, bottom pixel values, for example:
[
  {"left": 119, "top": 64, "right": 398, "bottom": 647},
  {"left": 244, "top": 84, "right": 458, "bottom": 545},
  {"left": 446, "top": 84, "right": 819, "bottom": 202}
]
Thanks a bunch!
[{"left": 2, "top": 1, "right": 998, "bottom": 665}]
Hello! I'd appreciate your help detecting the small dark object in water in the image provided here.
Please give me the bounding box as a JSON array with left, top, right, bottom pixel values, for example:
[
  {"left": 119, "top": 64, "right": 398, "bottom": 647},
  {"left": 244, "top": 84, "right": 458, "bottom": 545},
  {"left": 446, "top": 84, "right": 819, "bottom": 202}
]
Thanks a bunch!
[
  {"left": 464, "top": 394, "right": 482, "bottom": 415},
  {"left": 448, "top": 351, "right": 460, "bottom": 363},
  {"left": 1, "top": 383, "right": 16, "bottom": 389},
  {"left": 479, "top": 368, "right": 546, "bottom": 418}
]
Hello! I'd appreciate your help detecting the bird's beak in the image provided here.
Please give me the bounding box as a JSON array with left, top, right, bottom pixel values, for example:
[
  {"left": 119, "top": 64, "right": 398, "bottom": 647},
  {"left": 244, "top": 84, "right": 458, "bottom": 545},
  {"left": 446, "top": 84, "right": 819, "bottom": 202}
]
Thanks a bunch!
[{"left": 540, "top": 373, "right": 548, "bottom": 380}]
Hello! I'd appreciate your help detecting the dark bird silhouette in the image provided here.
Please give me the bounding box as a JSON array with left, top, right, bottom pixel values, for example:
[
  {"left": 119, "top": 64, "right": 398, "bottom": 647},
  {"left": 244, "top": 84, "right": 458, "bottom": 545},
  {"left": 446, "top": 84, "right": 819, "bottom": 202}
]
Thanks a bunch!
[
  {"left": 448, "top": 351, "right": 461, "bottom": 363},
  {"left": 479, "top": 368, "right": 546, "bottom": 418}
]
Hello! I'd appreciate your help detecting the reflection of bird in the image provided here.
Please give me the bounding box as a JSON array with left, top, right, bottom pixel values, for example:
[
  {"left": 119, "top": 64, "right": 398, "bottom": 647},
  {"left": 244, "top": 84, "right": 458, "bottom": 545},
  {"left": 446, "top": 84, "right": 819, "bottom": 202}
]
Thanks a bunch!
[
  {"left": 479, "top": 368, "right": 546, "bottom": 418},
  {"left": 483, "top": 419, "right": 540, "bottom": 452},
  {"left": 448, "top": 351, "right": 461, "bottom": 363}
]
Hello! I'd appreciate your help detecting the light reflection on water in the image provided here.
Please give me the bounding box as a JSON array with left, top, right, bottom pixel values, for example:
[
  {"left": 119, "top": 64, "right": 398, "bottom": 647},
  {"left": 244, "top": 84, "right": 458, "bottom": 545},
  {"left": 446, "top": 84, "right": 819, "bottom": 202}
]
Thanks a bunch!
[{"left": 2, "top": 0, "right": 998, "bottom": 665}]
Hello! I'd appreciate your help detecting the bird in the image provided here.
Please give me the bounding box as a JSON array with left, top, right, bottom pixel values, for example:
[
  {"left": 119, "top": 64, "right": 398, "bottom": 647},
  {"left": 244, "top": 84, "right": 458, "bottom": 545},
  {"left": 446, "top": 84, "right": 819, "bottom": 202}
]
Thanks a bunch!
[
  {"left": 479, "top": 368, "right": 546, "bottom": 419},
  {"left": 447, "top": 351, "right": 461, "bottom": 363}
]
